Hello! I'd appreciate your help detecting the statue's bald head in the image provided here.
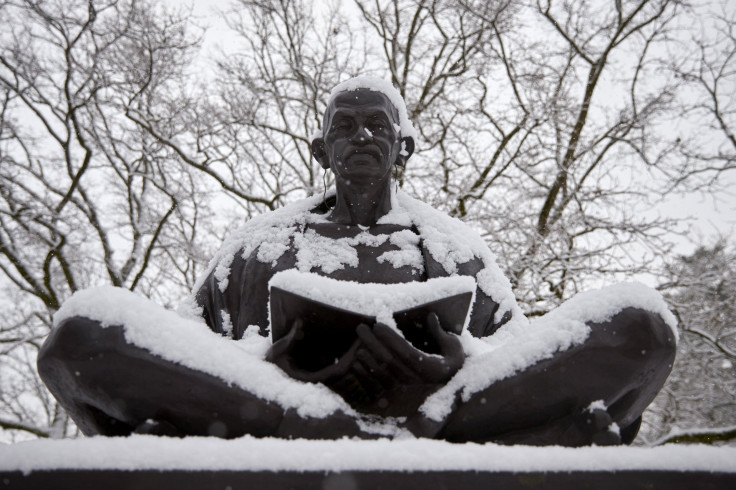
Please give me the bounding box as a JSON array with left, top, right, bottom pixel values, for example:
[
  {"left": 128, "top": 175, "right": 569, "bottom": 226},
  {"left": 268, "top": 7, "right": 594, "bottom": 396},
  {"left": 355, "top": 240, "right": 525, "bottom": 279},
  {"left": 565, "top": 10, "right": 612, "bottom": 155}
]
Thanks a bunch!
[
  {"left": 312, "top": 77, "right": 415, "bottom": 171},
  {"left": 322, "top": 76, "right": 416, "bottom": 139},
  {"left": 322, "top": 89, "right": 399, "bottom": 138}
]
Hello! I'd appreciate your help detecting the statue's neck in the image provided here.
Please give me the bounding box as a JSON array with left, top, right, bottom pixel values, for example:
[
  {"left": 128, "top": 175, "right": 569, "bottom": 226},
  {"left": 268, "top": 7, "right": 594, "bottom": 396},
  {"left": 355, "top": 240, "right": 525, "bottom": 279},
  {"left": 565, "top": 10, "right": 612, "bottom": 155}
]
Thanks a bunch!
[{"left": 330, "top": 180, "right": 393, "bottom": 227}]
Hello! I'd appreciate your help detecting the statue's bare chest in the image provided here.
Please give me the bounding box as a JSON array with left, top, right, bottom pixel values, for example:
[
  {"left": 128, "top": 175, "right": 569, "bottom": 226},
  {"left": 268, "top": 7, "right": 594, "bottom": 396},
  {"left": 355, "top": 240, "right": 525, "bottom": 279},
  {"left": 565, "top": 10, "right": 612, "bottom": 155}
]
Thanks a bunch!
[{"left": 293, "top": 222, "right": 426, "bottom": 283}]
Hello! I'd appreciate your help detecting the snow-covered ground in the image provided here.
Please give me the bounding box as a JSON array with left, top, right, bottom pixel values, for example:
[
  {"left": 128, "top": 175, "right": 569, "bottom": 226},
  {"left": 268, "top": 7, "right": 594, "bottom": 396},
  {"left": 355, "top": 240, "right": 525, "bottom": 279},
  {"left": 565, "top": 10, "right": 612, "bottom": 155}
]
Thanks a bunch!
[{"left": 1, "top": 436, "right": 734, "bottom": 474}]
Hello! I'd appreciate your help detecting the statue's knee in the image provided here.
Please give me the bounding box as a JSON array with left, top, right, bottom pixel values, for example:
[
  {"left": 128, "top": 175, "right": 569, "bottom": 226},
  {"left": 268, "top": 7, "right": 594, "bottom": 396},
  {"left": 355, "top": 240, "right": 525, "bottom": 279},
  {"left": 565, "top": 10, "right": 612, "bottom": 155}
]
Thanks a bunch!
[
  {"left": 40, "top": 316, "right": 125, "bottom": 361},
  {"left": 611, "top": 307, "right": 676, "bottom": 361},
  {"left": 582, "top": 307, "right": 676, "bottom": 386}
]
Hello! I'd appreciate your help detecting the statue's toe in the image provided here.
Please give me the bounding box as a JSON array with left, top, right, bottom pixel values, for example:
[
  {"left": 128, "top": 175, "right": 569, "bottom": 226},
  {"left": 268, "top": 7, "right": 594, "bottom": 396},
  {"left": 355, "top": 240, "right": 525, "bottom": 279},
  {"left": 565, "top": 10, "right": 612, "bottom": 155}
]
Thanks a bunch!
[
  {"left": 133, "top": 419, "right": 181, "bottom": 437},
  {"left": 579, "top": 407, "right": 622, "bottom": 446}
]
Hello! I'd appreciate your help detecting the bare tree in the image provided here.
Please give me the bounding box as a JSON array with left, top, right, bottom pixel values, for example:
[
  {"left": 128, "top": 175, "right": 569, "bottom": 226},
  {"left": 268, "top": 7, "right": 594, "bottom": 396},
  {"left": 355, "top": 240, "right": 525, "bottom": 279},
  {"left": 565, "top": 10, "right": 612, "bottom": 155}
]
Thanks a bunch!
[
  {"left": 347, "top": 1, "right": 688, "bottom": 314},
  {"left": 639, "top": 241, "right": 736, "bottom": 445},
  {"left": 2, "top": 0, "right": 735, "bottom": 443},
  {"left": 667, "top": 2, "right": 736, "bottom": 189},
  {"left": 0, "top": 0, "right": 204, "bottom": 440},
  {"left": 126, "top": 0, "right": 372, "bottom": 220}
]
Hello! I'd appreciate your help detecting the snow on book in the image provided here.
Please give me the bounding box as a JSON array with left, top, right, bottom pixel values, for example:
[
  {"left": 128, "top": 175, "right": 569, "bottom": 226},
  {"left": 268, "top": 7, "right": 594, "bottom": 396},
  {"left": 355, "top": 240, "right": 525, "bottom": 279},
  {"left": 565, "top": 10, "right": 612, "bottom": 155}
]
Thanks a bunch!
[{"left": 269, "top": 270, "right": 475, "bottom": 371}]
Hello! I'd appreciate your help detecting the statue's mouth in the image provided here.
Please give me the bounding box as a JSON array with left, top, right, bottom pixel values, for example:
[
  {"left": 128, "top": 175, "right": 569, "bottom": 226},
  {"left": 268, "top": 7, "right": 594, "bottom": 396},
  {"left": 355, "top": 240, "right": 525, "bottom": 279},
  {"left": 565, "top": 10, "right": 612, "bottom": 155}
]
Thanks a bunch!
[{"left": 347, "top": 146, "right": 381, "bottom": 163}]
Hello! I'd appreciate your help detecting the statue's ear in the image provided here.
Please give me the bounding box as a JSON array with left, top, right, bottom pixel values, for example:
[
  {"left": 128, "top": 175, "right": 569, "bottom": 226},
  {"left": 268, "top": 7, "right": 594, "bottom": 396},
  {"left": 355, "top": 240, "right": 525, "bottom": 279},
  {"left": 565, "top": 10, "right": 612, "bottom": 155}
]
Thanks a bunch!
[
  {"left": 311, "top": 137, "right": 330, "bottom": 169},
  {"left": 395, "top": 136, "right": 414, "bottom": 167}
]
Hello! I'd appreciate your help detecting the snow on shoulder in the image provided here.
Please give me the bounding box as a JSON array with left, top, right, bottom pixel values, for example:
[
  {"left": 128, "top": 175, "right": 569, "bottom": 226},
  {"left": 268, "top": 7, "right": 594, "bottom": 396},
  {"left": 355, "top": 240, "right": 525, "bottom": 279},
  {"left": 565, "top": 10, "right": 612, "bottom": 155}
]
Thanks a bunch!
[
  {"left": 179, "top": 192, "right": 330, "bottom": 312},
  {"left": 328, "top": 76, "right": 418, "bottom": 141},
  {"left": 180, "top": 187, "right": 523, "bottom": 328}
]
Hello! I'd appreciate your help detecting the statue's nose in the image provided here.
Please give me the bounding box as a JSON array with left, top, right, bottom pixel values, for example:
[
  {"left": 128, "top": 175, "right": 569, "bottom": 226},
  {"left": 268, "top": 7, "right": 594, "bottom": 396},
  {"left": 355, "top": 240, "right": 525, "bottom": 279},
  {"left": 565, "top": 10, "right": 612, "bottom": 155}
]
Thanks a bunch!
[{"left": 349, "top": 123, "right": 371, "bottom": 145}]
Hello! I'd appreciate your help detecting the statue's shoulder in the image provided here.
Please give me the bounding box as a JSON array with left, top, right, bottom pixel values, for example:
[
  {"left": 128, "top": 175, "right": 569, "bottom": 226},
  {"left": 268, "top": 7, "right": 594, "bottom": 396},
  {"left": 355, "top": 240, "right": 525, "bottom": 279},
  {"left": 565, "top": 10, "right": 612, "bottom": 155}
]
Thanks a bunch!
[
  {"left": 189, "top": 194, "right": 329, "bottom": 298},
  {"left": 391, "top": 190, "right": 492, "bottom": 270},
  {"left": 392, "top": 190, "right": 523, "bottom": 326}
]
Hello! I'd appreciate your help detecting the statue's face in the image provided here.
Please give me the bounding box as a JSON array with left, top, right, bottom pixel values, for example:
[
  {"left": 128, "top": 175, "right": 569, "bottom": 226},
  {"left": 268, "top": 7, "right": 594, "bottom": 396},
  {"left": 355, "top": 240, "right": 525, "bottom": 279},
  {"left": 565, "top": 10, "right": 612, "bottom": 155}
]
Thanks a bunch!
[{"left": 321, "top": 89, "right": 402, "bottom": 187}]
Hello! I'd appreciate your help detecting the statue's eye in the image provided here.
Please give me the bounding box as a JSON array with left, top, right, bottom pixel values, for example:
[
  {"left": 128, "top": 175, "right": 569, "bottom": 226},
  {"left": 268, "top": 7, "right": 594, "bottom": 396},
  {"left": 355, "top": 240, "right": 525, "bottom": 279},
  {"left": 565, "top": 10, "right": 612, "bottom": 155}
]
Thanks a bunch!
[
  {"left": 331, "top": 119, "right": 352, "bottom": 133},
  {"left": 367, "top": 119, "right": 386, "bottom": 132}
]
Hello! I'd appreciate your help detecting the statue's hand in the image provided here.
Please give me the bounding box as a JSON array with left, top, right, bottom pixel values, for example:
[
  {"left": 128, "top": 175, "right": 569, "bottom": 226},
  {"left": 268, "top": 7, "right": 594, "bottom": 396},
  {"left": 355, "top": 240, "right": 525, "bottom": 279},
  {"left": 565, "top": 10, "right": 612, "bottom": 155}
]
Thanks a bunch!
[
  {"left": 266, "top": 313, "right": 464, "bottom": 415},
  {"left": 349, "top": 313, "right": 464, "bottom": 406},
  {"left": 265, "top": 318, "right": 361, "bottom": 384},
  {"left": 266, "top": 318, "right": 375, "bottom": 406}
]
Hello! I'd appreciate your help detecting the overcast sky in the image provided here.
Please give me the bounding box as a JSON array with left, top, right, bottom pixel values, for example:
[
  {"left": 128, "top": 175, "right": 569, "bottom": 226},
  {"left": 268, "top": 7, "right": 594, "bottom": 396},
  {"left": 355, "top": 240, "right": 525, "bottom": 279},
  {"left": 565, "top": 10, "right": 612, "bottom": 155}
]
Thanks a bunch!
[{"left": 179, "top": 0, "right": 735, "bottom": 259}]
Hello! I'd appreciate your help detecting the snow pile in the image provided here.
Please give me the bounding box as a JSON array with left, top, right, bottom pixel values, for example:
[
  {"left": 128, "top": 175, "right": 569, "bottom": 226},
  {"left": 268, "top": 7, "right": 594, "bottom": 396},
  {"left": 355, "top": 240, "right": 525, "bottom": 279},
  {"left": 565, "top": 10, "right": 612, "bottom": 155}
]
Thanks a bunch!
[
  {"left": 54, "top": 286, "right": 351, "bottom": 420},
  {"left": 269, "top": 270, "right": 476, "bottom": 330},
  {"left": 1, "top": 436, "right": 735, "bottom": 474}
]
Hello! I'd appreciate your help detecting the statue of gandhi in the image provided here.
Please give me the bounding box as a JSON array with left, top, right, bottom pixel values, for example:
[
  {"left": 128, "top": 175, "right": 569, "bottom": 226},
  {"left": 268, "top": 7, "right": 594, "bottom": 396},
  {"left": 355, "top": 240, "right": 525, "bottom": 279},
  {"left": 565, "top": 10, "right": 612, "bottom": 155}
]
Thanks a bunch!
[{"left": 38, "top": 77, "right": 676, "bottom": 445}]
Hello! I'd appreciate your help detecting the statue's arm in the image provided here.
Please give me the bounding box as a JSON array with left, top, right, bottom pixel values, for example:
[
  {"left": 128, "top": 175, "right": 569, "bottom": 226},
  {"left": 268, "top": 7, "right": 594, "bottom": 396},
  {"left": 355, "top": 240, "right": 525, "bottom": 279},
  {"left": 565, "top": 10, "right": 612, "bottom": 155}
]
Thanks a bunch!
[
  {"left": 194, "top": 267, "right": 227, "bottom": 335},
  {"left": 454, "top": 257, "right": 512, "bottom": 338},
  {"left": 466, "top": 288, "right": 512, "bottom": 337},
  {"left": 194, "top": 252, "right": 251, "bottom": 337}
]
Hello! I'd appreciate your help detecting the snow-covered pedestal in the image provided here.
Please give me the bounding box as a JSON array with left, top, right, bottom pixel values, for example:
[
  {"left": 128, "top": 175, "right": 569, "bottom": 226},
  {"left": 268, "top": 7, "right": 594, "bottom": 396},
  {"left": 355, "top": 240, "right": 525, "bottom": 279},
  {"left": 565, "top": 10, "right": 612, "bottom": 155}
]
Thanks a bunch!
[{"left": 2, "top": 437, "right": 734, "bottom": 489}]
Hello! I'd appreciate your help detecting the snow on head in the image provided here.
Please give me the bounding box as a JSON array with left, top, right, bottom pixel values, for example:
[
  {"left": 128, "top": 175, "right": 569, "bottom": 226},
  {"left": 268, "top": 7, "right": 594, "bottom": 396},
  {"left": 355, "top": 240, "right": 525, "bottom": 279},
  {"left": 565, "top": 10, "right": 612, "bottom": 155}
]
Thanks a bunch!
[{"left": 328, "top": 76, "right": 418, "bottom": 140}]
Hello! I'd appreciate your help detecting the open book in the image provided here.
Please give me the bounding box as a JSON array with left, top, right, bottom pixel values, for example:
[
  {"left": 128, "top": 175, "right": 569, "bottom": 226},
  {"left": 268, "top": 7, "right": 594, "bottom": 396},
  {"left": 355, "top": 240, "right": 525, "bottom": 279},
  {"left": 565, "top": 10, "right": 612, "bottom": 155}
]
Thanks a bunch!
[{"left": 269, "top": 272, "right": 474, "bottom": 371}]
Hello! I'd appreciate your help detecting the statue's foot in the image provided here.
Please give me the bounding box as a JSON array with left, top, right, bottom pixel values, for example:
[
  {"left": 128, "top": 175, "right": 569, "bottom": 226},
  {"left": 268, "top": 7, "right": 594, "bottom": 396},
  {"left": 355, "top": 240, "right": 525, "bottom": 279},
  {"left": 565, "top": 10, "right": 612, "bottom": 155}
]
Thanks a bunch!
[
  {"left": 133, "top": 419, "right": 182, "bottom": 437},
  {"left": 576, "top": 407, "right": 621, "bottom": 446}
]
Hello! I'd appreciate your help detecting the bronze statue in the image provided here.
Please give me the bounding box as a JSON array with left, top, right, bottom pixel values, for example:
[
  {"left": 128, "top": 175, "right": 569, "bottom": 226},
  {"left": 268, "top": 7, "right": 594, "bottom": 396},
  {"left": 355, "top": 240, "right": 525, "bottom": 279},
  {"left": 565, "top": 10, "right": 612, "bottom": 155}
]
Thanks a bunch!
[{"left": 38, "top": 78, "right": 676, "bottom": 445}]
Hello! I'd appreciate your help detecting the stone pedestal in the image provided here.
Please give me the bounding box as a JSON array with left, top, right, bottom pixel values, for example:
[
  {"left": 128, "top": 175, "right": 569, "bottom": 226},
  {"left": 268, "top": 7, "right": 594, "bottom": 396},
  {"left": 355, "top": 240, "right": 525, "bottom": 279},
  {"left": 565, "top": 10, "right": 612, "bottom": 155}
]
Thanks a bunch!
[{"left": 2, "top": 436, "right": 734, "bottom": 489}]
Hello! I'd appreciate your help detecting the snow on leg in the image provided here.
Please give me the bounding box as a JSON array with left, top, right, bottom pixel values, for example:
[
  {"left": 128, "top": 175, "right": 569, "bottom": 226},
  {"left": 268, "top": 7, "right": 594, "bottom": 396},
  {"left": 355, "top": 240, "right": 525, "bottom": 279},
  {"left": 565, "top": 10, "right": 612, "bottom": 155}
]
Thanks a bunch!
[
  {"left": 438, "top": 307, "right": 676, "bottom": 445},
  {"left": 38, "top": 316, "right": 284, "bottom": 438}
]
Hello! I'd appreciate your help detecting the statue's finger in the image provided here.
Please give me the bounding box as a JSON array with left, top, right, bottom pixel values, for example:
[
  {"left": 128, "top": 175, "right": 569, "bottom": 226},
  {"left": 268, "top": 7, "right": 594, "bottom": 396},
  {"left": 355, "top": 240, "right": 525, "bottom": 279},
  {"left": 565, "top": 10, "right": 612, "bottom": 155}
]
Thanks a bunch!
[
  {"left": 426, "top": 313, "right": 464, "bottom": 367},
  {"left": 373, "top": 322, "right": 462, "bottom": 382},
  {"left": 357, "top": 324, "right": 420, "bottom": 382},
  {"left": 356, "top": 324, "right": 394, "bottom": 361},
  {"left": 289, "top": 318, "right": 305, "bottom": 342},
  {"left": 322, "top": 338, "right": 361, "bottom": 379},
  {"left": 372, "top": 323, "right": 424, "bottom": 365},
  {"left": 266, "top": 318, "right": 304, "bottom": 365},
  {"left": 330, "top": 372, "right": 370, "bottom": 405},
  {"left": 277, "top": 318, "right": 304, "bottom": 352},
  {"left": 350, "top": 360, "right": 384, "bottom": 397},
  {"left": 356, "top": 348, "right": 397, "bottom": 389}
]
